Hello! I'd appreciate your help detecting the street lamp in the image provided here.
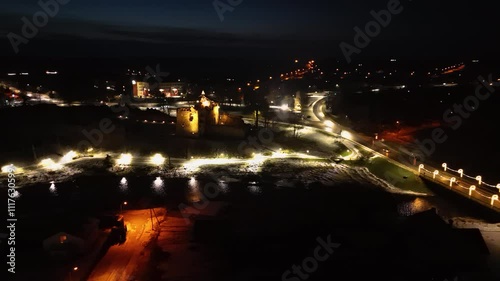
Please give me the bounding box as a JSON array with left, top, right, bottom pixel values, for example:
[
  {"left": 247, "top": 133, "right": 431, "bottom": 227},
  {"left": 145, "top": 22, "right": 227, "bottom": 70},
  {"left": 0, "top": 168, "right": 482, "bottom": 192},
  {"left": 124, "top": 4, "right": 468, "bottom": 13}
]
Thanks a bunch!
[
  {"left": 458, "top": 169, "right": 464, "bottom": 178},
  {"left": 69, "top": 266, "right": 78, "bottom": 281},
  {"left": 449, "top": 177, "right": 456, "bottom": 187},
  {"left": 491, "top": 195, "right": 499, "bottom": 206},
  {"left": 418, "top": 164, "right": 424, "bottom": 173},
  {"left": 469, "top": 185, "right": 476, "bottom": 196},
  {"left": 120, "top": 201, "right": 128, "bottom": 213},
  {"left": 497, "top": 184, "right": 500, "bottom": 193},
  {"left": 433, "top": 170, "right": 439, "bottom": 179},
  {"left": 476, "top": 176, "right": 482, "bottom": 185},
  {"left": 442, "top": 163, "right": 447, "bottom": 172}
]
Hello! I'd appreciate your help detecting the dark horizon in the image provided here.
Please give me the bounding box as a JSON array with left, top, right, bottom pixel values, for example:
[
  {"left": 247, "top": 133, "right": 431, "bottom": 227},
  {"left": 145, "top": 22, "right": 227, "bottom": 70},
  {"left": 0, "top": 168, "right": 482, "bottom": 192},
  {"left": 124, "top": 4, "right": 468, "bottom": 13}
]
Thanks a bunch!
[{"left": 1, "top": 0, "right": 499, "bottom": 60}]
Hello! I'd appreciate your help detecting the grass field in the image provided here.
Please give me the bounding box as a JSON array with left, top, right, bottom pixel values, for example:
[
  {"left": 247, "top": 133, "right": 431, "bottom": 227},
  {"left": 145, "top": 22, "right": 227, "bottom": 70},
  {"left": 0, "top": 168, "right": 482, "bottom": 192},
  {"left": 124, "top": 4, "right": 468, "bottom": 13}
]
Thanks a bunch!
[{"left": 365, "top": 157, "right": 434, "bottom": 195}]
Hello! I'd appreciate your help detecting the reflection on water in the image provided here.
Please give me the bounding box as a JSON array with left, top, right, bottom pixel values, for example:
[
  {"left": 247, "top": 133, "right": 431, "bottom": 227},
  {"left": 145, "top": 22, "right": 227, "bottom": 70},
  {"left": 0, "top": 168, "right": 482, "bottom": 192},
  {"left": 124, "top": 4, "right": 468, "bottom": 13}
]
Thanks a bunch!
[
  {"left": 397, "top": 197, "right": 433, "bottom": 216},
  {"left": 152, "top": 177, "right": 165, "bottom": 195},
  {"left": 49, "top": 181, "right": 57, "bottom": 195},
  {"left": 248, "top": 185, "right": 262, "bottom": 195},
  {"left": 119, "top": 177, "right": 128, "bottom": 192},
  {"left": 188, "top": 177, "right": 202, "bottom": 202},
  {"left": 218, "top": 181, "right": 229, "bottom": 193}
]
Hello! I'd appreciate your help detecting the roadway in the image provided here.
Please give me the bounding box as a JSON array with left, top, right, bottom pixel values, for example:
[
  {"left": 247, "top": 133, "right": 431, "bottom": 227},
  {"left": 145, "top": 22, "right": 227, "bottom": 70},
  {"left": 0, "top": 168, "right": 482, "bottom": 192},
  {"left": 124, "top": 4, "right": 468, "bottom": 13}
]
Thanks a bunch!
[{"left": 302, "top": 95, "right": 500, "bottom": 212}]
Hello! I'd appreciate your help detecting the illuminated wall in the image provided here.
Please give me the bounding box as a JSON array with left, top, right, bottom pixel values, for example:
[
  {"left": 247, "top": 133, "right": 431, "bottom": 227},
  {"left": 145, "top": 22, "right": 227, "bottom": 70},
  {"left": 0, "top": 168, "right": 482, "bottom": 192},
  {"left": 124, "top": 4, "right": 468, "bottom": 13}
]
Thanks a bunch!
[
  {"left": 133, "top": 82, "right": 149, "bottom": 98},
  {"left": 176, "top": 107, "right": 199, "bottom": 137}
]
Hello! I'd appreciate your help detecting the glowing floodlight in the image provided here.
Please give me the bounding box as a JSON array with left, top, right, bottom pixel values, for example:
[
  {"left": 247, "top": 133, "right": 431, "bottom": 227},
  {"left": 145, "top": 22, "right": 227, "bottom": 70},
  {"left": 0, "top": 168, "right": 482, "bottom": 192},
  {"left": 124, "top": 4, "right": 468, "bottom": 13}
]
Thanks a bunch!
[
  {"left": 121, "top": 177, "right": 127, "bottom": 185},
  {"left": 469, "top": 185, "right": 476, "bottom": 196},
  {"left": 40, "top": 158, "right": 62, "bottom": 171},
  {"left": 117, "top": 154, "right": 133, "bottom": 166},
  {"left": 150, "top": 154, "right": 166, "bottom": 166},
  {"left": 281, "top": 104, "right": 289, "bottom": 111},
  {"left": 442, "top": 163, "right": 447, "bottom": 171},
  {"left": 60, "top": 151, "right": 78, "bottom": 164},
  {"left": 1, "top": 164, "right": 16, "bottom": 173}
]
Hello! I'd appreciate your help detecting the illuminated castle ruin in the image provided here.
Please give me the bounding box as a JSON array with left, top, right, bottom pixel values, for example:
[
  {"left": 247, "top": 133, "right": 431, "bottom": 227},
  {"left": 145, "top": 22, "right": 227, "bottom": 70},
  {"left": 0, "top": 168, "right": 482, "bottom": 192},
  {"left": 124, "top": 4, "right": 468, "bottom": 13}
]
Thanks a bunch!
[{"left": 176, "top": 92, "right": 246, "bottom": 138}]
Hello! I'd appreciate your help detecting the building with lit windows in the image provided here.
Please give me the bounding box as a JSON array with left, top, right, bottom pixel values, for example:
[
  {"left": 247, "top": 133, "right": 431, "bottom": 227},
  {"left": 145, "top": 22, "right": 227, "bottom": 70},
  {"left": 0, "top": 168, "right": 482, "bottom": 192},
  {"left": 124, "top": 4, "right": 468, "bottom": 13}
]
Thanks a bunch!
[{"left": 132, "top": 80, "right": 150, "bottom": 98}]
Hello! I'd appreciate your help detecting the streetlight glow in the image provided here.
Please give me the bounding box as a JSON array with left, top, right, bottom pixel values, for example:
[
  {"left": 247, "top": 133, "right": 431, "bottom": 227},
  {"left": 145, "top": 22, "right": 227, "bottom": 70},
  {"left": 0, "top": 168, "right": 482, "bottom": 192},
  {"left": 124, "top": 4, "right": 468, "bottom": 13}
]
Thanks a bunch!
[
  {"left": 324, "top": 120, "right": 334, "bottom": 128},
  {"left": 40, "top": 158, "right": 62, "bottom": 171},
  {"left": 150, "top": 153, "right": 166, "bottom": 166},
  {"left": 340, "top": 130, "right": 353, "bottom": 140},
  {"left": 60, "top": 151, "right": 78, "bottom": 164},
  {"left": 1, "top": 164, "right": 16, "bottom": 173},
  {"left": 117, "top": 154, "right": 133, "bottom": 166}
]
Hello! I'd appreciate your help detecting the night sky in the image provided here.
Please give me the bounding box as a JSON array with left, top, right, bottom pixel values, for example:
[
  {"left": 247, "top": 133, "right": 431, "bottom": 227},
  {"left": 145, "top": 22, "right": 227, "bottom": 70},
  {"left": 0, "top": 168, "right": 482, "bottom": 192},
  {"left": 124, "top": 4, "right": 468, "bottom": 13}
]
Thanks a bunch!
[{"left": 0, "top": 0, "right": 498, "bottom": 59}]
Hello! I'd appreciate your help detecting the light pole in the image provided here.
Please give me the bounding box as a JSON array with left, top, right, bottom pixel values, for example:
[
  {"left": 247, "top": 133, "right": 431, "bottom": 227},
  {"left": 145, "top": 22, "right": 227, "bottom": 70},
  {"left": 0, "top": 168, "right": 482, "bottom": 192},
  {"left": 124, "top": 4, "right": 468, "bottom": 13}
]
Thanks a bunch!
[
  {"left": 442, "top": 163, "right": 447, "bottom": 172},
  {"left": 458, "top": 169, "right": 464, "bottom": 178},
  {"left": 120, "top": 201, "right": 128, "bottom": 214},
  {"left": 497, "top": 184, "right": 500, "bottom": 193},
  {"left": 449, "top": 177, "right": 456, "bottom": 188},
  {"left": 418, "top": 164, "right": 424, "bottom": 174},
  {"left": 476, "top": 176, "right": 482, "bottom": 185},
  {"left": 491, "top": 195, "right": 498, "bottom": 206},
  {"left": 433, "top": 170, "right": 439, "bottom": 179},
  {"left": 469, "top": 185, "right": 476, "bottom": 196},
  {"left": 68, "top": 266, "right": 78, "bottom": 281}
]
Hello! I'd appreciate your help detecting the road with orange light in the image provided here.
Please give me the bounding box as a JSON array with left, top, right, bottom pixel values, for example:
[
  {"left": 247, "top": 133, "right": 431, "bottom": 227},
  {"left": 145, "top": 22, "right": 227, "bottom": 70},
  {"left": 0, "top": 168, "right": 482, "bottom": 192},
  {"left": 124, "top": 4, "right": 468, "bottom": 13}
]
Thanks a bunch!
[{"left": 87, "top": 208, "right": 165, "bottom": 281}]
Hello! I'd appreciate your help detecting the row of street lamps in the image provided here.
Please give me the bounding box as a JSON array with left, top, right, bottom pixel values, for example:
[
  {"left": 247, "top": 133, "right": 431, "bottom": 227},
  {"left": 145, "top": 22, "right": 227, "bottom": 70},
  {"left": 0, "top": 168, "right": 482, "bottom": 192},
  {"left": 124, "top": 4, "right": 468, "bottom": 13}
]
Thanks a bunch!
[{"left": 418, "top": 164, "right": 500, "bottom": 207}]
